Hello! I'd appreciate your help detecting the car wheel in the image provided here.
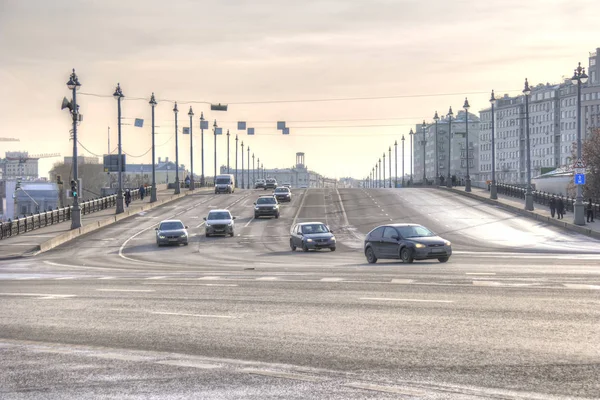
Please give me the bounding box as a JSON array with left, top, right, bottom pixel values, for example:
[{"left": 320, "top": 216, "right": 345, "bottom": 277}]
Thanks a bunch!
[
  {"left": 400, "top": 247, "right": 414, "bottom": 263},
  {"left": 254, "top": 214, "right": 259, "bottom": 219},
  {"left": 365, "top": 247, "right": 377, "bottom": 264},
  {"left": 302, "top": 243, "right": 309, "bottom": 252},
  {"left": 206, "top": 233, "right": 211, "bottom": 238},
  {"left": 290, "top": 239, "right": 296, "bottom": 251},
  {"left": 275, "top": 213, "right": 280, "bottom": 219},
  {"left": 330, "top": 247, "right": 336, "bottom": 252},
  {"left": 229, "top": 231, "right": 235, "bottom": 237},
  {"left": 184, "top": 242, "right": 189, "bottom": 246},
  {"left": 438, "top": 257, "right": 449, "bottom": 263},
  {"left": 157, "top": 242, "right": 162, "bottom": 247}
]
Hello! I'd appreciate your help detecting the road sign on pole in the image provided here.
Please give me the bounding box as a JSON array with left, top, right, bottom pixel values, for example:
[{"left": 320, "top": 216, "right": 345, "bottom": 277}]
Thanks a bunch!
[
  {"left": 573, "top": 159, "right": 585, "bottom": 169},
  {"left": 574, "top": 168, "right": 585, "bottom": 175},
  {"left": 574, "top": 174, "right": 586, "bottom": 185}
]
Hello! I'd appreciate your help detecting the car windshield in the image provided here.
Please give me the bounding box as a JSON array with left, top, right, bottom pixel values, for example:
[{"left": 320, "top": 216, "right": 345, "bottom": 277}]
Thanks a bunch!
[
  {"left": 207, "top": 212, "right": 231, "bottom": 220},
  {"left": 257, "top": 197, "right": 276, "bottom": 204},
  {"left": 275, "top": 188, "right": 289, "bottom": 193},
  {"left": 159, "top": 221, "right": 184, "bottom": 230},
  {"left": 397, "top": 225, "right": 435, "bottom": 238},
  {"left": 301, "top": 224, "right": 329, "bottom": 234},
  {"left": 215, "top": 178, "right": 230, "bottom": 184}
]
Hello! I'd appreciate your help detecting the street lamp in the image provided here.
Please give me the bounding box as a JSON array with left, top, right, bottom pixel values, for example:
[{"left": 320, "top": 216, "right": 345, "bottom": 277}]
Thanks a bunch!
[
  {"left": 257, "top": 157, "right": 260, "bottom": 186},
  {"left": 235, "top": 134, "right": 239, "bottom": 188},
  {"left": 572, "top": 62, "right": 588, "bottom": 225},
  {"left": 401, "top": 135, "right": 405, "bottom": 187},
  {"left": 523, "top": 78, "right": 533, "bottom": 211},
  {"left": 188, "top": 106, "right": 194, "bottom": 191},
  {"left": 421, "top": 120, "right": 427, "bottom": 184},
  {"left": 252, "top": 153, "right": 256, "bottom": 188},
  {"left": 241, "top": 141, "right": 245, "bottom": 189},
  {"left": 409, "top": 128, "right": 414, "bottom": 184},
  {"left": 247, "top": 145, "right": 250, "bottom": 189},
  {"left": 388, "top": 146, "right": 392, "bottom": 189},
  {"left": 378, "top": 158, "right": 382, "bottom": 188},
  {"left": 226, "top": 129, "right": 230, "bottom": 174},
  {"left": 490, "top": 90, "right": 498, "bottom": 200},
  {"left": 382, "top": 152, "right": 386, "bottom": 188},
  {"left": 213, "top": 120, "right": 218, "bottom": 187},
  {"left": 173, "top": 102, "right": 181, "bottom": 195},
  {"left": 200, "top": 112, "right": 205, "bottom": 187},
  {"left": 447, "top": 106, "right": 454, "bottom": 189},
  {"left": 149, "top": 93, "right": 158, "bottom": 202},
  {"left": 394, "top": 141, "right": 398, "bottom": 189},
  {"left": 66, "top": 69, "right": 82, "bottom": 228},
  {"left": 433, "top": 111, "right": 440, "bottom": 185},
  {"left": 464, "top": 98, "right": 472, "bottom": 192},
  {"left": 113, "top": 83, "right": 125, "bottom": 213}
]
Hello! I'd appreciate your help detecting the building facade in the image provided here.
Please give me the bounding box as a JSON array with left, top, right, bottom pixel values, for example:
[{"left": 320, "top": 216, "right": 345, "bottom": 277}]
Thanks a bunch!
[{"left": 0, "top": 152, "right": 39, "bottom": 180}]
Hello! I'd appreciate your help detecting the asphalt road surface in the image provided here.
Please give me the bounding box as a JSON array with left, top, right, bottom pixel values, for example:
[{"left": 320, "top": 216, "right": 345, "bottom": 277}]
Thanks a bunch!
[{"left": 1, "top": 188, "right": 599, "bottom": 399}]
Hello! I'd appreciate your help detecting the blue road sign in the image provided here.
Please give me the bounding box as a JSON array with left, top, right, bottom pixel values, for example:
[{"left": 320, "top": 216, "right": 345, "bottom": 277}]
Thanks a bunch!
[
  {"left": 134, "top": 118, "right": 144, "bottom": 127},
  {"left": 247, "top": 128, "right": 255, "bottom": 135},
  {"left": 237, "top": 121, "right": 246, "bottom": 130},
  {"left": 182, "top": 127, "right": 190, "bottom": 135},
  {"left": 574, "top": 174, "right": 585, "bottom": 185},
  {"left": 200, "top": 120, "right": 209, "bottom": 129}
]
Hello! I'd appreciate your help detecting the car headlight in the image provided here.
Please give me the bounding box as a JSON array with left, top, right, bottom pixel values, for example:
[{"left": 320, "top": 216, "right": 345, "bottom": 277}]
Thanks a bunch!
[
  {"left": 181, "top": 233, "right": 187, "bottom": 237},
  {"left": 273, "top": 206, "right": 278, "bottom": 210},
  {"left": 159, "top": 235, "right": 166, "bottom": 239},
  {"left": 445, "top": 241, "right": 451, "bottom": 246},
  {"left": 227, "top": 222, "right": 233, "bottom": 226},
  {"left": 306, "top": 238, "right": 313, "bottom": 243},
  {"left": 254, "top": 207, "right": 260, "bottom": 210},
  {"left": 330, "top": 236, "right": 336, "bottom": 242},
  {"left": 415, "top": 243, "right": 426, "bottom": 249}
]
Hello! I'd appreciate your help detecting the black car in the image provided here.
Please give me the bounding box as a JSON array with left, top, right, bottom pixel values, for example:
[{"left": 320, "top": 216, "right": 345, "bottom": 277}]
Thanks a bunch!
[
  {"left": 290, "top": 222, "right": 336, "bottom": 252},
  {"left": 254, "top": 196, "right": 280, "bottom": 219},
  {"left": 364, "top": 223, "right": 452, "bottom": 263},
  {"left": 265, "top": 178, "right": 278, "bottom": 190},
  {"left": 274, "top": 187, "right": 292, "bottom": 202}
]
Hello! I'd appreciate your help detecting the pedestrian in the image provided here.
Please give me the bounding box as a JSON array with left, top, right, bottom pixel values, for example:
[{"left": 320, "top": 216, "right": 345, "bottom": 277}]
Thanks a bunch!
[
  {"left": 125, "top": 189, "right": 131, "bottom": 207},
  {"left": 549, "top": 197, "right": 556, "bottom": 218},
  {"left": 139, "top": 185, "right": 145, "bottom": 200},
  {"left": 556, "top": 197, "right": 565, "bottom": 220},
  {"left": 587, "top": 198, "right": 595, "bottom": 223}
]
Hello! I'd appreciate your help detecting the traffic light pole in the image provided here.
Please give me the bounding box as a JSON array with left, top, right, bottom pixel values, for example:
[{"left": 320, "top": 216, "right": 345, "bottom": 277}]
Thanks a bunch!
[{"left": 70, "top": 71, "right": 81, "bottom": 229}]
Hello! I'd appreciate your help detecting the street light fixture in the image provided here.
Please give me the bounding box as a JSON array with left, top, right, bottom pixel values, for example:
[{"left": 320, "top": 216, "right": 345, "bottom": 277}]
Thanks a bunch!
[
  {"left": 241, "top": 141, "right": 245, "bottom": 189},
  {"left": 433, "top": 111, "right": 440, "bottom": 185},
  {"left": 173, "top": 102, "right": 181, "bottom": 195},
  {"left": 388, "top": 146, "right": 392, "bottom": 189},
  {"left": 149, "top": 93, "right": 158, "bottom": 202},
  {"left": 113, "top": 83, "right": 125, "bottom": 212},
  {"left": 188, "top": 106, "right": 194, "bottom": 190},
  {"left": 464, "top": 98, "right": 472, "bottom": 192},
  {"left": 490, "top": 90, "right": 498, "bottom": 200},
  {"left": 572, "top": 62, "right": 588, "bottom": 225},
  {"left": 523, "top": 78, "right": 533, "bottom": 211},
  {"left": 421, "top": 120, "right": 427, "bottom": 184},
  {"left": 66, "top": 69, "right": 82, "bottom": 228},
  {"left": 213, "top": 120, "right": 218, "bottom": 187},
  {"left": 382, "top": 152, "right": 386, "bottom": 188},
  {"left": 226, "top": 129, "right": 230, "bottom": 174},
  {"left": 235, "top": 134, "right": 239, "bottom": 188},
  {"left": 446, "top": 106, "right": 454, "bottom": 189}
]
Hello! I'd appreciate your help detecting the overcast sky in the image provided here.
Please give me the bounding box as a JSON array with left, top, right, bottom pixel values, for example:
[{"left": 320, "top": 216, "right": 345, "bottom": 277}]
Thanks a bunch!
[{"left": 1, "top": 0, "right": 599, "bottom": 179}]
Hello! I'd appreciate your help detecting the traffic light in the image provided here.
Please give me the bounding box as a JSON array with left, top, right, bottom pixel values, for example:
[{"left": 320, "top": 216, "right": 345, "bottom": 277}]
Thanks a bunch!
[
  {"left": 70, "top": 180, "right": 78, "bottom": 198},
  {"left": 56, "top": 175, "right": 63, "bottom": 185},
  {"left": 16, "top": 178, "right": 22, "bottom": 190}
]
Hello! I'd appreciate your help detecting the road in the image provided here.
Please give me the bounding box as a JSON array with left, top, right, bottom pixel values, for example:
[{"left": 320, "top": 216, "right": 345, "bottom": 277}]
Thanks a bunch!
[{"left": 1, "top": 188, "right": 599, "bottom": 399}]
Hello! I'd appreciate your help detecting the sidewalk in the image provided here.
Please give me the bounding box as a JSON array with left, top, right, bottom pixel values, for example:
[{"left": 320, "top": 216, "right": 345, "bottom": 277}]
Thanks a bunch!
[
  {"left": 0, "top": 187, "right": 211, "bottom": 260},
  {"left": 443, "top": 186, "right": 600, "bottom": 240}
]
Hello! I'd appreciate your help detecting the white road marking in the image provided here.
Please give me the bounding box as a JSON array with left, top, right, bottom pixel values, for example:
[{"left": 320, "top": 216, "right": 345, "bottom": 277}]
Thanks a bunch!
[
  {"left": 54, "top": 277, "right": 75, "bottom": 280},
  {"left": 391, "top": 279, "right": 414, "bottom": 284},
  {"left": 0, "top": 293, "right": 76, "bottom": 299},
  {"left": 43, "top": 261, "right": 123, "bottom": 272},
  {"left": 360, "top": 297, "right": 453, "bottom": 303},
  {"left": 256, "top": 277, "right": 279, "bottom": 281},
  {"left": 195, "top": 221, "right": 206, "bottom": 228},
  {"left": 466, "top": 273, "right": 497, "bottom": 276},
  {"left": 96, "top": 289, "right": 155, "bottom": 292},
  {"left": 198, "top": 276, "right": 222, "bottom": 280},
  {"left": 156, "top": 360, "right": 220, "bottom": 369},
  {"left": 345, "top": 383, "right": 426, "bottom": 396},
  {"left": 98, "top": 277, "right": 116, "bottom": 280},
  {"left": 320, "top": 277, "right": 345, "bottom": 282},
  {"left": 242, "top": 369, "right": 323, "bottom": 382},
  {"left": 143, "top": 283, "right": 239, "bottom": 287},
  {"left": 145, "top": 276, "right": 166, "bottom": 280},
  {"left": 291, "top": 188, "right": 310, "bottom": 226},
  {"left": 335, "top": 187, "right": 350, "bottom": 226},
  {"left": 151, "top": 311, "right": 234, "bottom": 318},
  {"left": 563, "top": 284, "right": 600, "bottom": 290},
  {"left": 244, "top": 218, "right": 253, "bottom": 228}
]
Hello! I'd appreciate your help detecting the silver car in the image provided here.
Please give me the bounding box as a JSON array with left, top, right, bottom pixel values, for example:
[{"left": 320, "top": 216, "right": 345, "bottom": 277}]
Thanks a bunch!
[
  {"left": 156, "top": 220, "right": 189, "bottom": 246},
  {"left": 204, "top": 209, "right": 236, "bottom": 237}
]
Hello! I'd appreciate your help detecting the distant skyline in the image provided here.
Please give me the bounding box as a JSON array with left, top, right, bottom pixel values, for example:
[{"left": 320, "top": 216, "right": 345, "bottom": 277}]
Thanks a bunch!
[{"left": 1, "top": 0, "right": 599, "bottom": 179}]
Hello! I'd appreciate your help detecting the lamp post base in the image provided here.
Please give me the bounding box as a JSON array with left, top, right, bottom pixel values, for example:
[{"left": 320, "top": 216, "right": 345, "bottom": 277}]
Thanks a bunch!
[
  {"left": 174, "top": 181, "right": 181, "bottom": 195},
  {"left": 465, "top": 178, "right": 472, "bottom": 192},
  {"left": 525, "top": 193, "right": 534, "bottom": 211},
  {"left": 189, "top": 179, "right": 194, "bottom": 191},
  {"left": 116, "top": 196, "right": 124, "bottom": 214},
  {"left": 150, "top": 187, "right": 157, "bottom": 203},
  {"left": 446, "top": 178, "right": 452, "bottom": 189},
  {"left": 71, "top": 206, "right": 81, "bottom": 229},
  {"left": 573, "top": 202, "right": 586, "bottom": 226},
  {"left": 490, "top": 183, "right": 498, "bottom": 200}
]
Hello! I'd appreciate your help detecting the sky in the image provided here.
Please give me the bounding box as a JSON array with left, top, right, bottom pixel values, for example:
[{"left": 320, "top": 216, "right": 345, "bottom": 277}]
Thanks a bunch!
[{"left": 1, "top": 0, "right": 599, "bottom": 180}]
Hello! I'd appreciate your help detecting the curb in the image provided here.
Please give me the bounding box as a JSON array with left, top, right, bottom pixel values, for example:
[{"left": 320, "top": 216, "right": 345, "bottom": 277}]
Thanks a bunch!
[
  {"left": 440, "top": 187, "right": 600, "bottom": 240},
  {"left": 33, "top": 189, "right": 210, "bottom": 256}
]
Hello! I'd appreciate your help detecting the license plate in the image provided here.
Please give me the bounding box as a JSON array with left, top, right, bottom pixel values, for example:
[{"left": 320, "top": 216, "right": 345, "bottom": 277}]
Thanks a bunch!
[
  {"left": 431, "top": 248, "right": 444, "bottom": 253},
  {"left": 169, "top": 238, "right": 178, "bottom": 242}
]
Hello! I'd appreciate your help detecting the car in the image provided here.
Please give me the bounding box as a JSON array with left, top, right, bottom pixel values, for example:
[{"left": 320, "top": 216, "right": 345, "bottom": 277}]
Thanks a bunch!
[
  {"left": 254, "top": 195, "right": 280, "bottom": 218},
  {"left": 290, "top": 222, "right": 336, "bottom": 252},
  {"left": 255, "top": 179, "right": 266, "bottom": 189},
  {"left": 155, "top": 219, "right": 189, "bottom": 246},
  {"left": 265, "top": 178, "right": 278, "bottom": 190},
  {"left": 204, "top": 209, "right": 236, "bottom": 237},
  {"left": 282, "top": 183, "right": 292, "bottom": 188},
  {"left": 273, "top": 187, "right": 292, "bottom": 202},
  {"left": 364, "top": 223, "right": 452, "bottom": 264},
  {"left": 214, "top": 174, "right": 235, "bottom": 194}
]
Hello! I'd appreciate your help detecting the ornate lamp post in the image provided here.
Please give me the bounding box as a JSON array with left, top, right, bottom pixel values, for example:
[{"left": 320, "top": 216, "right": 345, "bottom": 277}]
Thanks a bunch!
[
  {"left": 149, "top": 93, "right": 158, "bottom": 202},
  {"left": 572, "top": 63, "right": 588, "bottom": 225},
  {"left": 67, "top": 69, "right": 82, "bottom": 228},
  {"left": 173, "top": 102, "right": 181, "bottom": 195},
  {"left": 490, "top": 91, "right": 498, "bottom": 199},
  {"left": 523, "top": 79, "right": 533, "bottom": 211},
  {"left": 188, "top": 106, "right": 194, "bottom": 190},
  {"left": 433, "top": 111, "right": 440, "bottom": 185},
  {"left": 113, "top": 83, "right": 125, "bottom": 211},
  {"left": 464, "top": 98, "right": 472, "bottom": 192},
  {"left": 446, "top": 106, "right": 454, "bottom": 189}
]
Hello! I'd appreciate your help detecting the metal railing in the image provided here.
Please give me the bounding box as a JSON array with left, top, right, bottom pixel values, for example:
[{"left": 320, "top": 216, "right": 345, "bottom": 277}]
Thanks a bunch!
[
  {"left": 495, "top": 183, "right": 599, "bottom": 215},
  {"left": 0, "top": 187, "right": 148, "bottom": 240}
]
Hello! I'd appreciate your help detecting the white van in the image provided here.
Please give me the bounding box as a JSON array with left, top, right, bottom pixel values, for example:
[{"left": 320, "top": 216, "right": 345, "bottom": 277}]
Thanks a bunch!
[{"left": 215, "top": 174, "right": 235, "bottom": 194}]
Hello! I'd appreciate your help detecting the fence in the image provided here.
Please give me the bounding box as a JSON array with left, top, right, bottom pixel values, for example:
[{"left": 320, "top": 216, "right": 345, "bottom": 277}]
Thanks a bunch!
[
  {"left": 495, "top": 183, "right": 599, "bottom": 215},
  {"left": 0, "top": 187, "right": 147, "bottom": 240}
]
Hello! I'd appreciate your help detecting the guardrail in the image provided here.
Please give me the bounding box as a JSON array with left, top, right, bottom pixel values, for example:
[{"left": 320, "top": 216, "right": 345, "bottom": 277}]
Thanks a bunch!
[
  {"left": 495, "top": 183, "right": 599, "bottom": 215},
  {"left": 0, "top": 187, "right": 148, "bottom": 240}
]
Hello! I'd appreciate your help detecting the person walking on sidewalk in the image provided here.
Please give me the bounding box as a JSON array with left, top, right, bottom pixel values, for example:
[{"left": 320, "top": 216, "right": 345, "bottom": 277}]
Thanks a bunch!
[
  {"left": 556, "top": 198, "right": 565, "bottom": 220},
  {"left": 125, "top": 189, "right": 131, "bottom": 208},
  {"left": 139, "top": 185, "right": 145, "bottom": 201},
  {"left": 549, "top": 197, "right": 556, "bottom": 218},
  {"left": 587, "top": 198, "right": 595, "bottom": 223}
]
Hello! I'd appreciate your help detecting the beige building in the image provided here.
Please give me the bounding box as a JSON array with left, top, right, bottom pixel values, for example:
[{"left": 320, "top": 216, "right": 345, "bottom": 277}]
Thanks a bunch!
[{"left": 1, "top": 151, "right": 39, "bottom": 180}]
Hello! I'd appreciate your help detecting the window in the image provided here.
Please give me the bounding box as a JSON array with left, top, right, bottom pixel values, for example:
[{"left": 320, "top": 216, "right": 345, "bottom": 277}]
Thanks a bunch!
[
  {"left": 369, "top": 227, "right": 384, "bottom": 240},
  {"left": 383, "top": 227, "right": 398, "bottom": 239}
]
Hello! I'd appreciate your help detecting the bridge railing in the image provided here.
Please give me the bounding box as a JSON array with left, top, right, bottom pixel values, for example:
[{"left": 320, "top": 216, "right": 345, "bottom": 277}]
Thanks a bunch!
[{"left": 0, "top": 187, "right": 148, "bottom": 240}]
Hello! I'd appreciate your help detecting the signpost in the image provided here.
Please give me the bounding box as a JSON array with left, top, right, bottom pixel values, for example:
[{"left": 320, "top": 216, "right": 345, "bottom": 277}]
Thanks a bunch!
[
  {"left": 574, "top": 174, "right": 586, "bottom": 185},
  {"left": 573, "top": 158, "right": 586, "bottom": 185}
]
